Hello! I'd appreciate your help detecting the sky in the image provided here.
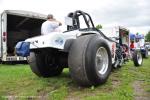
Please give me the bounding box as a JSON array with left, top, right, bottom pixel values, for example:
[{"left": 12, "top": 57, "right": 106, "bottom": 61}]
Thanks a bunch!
[{"left": 0, "top": 0, "right": 150, "bottom": 34}]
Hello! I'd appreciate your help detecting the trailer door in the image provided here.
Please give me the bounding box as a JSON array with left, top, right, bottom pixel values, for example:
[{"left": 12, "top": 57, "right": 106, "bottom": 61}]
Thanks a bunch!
[{"left": 1, "top": 12, "right": 7, "bottom": 61}]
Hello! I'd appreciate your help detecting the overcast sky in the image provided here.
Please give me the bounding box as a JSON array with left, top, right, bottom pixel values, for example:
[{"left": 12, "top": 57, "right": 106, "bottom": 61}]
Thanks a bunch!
[{"left": 0, "top": 0, "right": 150, "bottom": 34}]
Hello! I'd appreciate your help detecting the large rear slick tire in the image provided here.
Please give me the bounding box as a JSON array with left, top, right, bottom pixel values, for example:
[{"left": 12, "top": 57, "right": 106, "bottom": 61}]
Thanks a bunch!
[
  {"left": 29, "top": 51, "right": 63, "bottom": 77},
  {"left": 133, "top": 50, "right": 143, "bottom": 66},
  {"left": 68, "top": 34, "right": 112, "bottom": 86}
]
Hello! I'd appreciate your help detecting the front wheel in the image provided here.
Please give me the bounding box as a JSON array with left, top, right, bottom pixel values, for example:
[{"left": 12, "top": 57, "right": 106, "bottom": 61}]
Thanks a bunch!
[{"left": 133, "top": 50, "right": 143, "bottom": 66}]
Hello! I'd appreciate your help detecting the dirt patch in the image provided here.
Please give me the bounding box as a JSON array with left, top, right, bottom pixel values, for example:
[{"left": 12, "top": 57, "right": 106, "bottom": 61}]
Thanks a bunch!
[
  {"left": 112, "top": 79, "right": 121, "bottom": 88},
  {"left": 36, "top": 88, "right": 51, "bottom": 100},
  {"left": 133, "top": 81, "right": 150, "bottom": 100}
]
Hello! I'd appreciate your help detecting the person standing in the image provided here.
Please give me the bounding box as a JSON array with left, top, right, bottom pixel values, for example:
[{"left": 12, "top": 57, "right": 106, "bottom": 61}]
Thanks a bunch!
[{"left": 41, "top": 14, "right": 62, "bottom": 35}]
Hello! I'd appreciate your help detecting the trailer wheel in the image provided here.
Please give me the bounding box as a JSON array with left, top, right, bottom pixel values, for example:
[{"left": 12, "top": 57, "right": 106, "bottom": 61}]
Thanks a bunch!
[
  {"left": 29, "top": 52, "right": 63, "bottom": 77},
  {"left": 68, "top": 34, "right": 112, "bottom": 86},
  {"left": 133, "top": 50, "right": 143, "bottom": 66}
]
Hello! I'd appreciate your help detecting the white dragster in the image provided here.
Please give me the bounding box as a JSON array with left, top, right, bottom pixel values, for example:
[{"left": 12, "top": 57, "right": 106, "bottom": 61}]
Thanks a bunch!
[
  {"left": 16, "top": 10, "right": 142, "bottom": 87},
  {"left": 26, "top": 30, "right": 116, "bottom": 60}
]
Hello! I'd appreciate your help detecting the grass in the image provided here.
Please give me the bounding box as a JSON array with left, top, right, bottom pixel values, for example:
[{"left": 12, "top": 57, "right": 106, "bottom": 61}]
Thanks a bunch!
[{"left": 0, "top": 57, "right": 150, "bottom": 100}]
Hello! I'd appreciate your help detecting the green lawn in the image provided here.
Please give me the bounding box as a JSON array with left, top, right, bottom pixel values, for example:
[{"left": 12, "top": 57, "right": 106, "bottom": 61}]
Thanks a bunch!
[{"left": 0, "top": 57, "right": 150, "bottom": 100}]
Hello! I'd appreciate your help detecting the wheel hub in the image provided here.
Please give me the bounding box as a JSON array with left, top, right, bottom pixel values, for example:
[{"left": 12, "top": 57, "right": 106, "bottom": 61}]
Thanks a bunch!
[
  {"left": 137, "top": 52, "right": 142, "bottom": 65},
  {"left": 95, "top": 47, "right": 109, "bottom": 75}
]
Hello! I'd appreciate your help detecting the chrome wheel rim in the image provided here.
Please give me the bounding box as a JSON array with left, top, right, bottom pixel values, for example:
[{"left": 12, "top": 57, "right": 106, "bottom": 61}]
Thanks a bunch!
[
  {"left": 95, "top": 47, "right": 109, "bottom": 75},
  {"left": 137, "top": 51, "right": 142, "bottom": 65}
]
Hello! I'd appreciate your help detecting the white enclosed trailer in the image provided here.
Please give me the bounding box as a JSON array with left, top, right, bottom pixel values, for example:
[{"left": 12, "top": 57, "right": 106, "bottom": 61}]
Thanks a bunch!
[{"left": 0, "top": 10, "right": 46, "bottom": 63}]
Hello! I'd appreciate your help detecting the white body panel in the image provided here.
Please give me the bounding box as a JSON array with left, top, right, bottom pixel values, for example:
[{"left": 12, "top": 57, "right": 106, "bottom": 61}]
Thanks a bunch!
[
  {"left": 26, "top": 30, "right": 79, "bottom": 49},
  {"left": 25, "top": 30, "right": 116, "bottom": 63}
]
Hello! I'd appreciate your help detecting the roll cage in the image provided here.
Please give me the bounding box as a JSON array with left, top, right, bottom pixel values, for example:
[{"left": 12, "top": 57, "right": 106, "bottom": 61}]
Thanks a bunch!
[
  {"left": 67, "top": 10, "right": 95, "bottom": 31},
  {"left": 66, "top": 10, "right": 115, "bottom": 42}
]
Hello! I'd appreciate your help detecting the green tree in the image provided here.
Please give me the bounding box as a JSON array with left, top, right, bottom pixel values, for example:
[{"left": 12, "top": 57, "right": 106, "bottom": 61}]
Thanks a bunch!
[
  {"left": 145, "top": 31, "right": 150, "bottom": 42},
  {"left": 96, "top": 24, "right": 102, "bottom": 29}
]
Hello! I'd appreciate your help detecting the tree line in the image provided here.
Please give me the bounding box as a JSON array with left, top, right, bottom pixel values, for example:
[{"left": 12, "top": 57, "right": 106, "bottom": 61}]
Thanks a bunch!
[{"left": 145, "top": 31, "right": 150, "bottom": 42}]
